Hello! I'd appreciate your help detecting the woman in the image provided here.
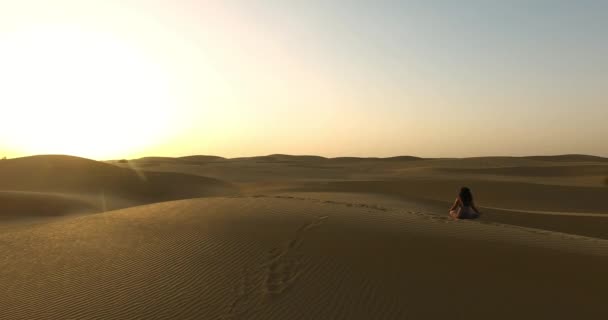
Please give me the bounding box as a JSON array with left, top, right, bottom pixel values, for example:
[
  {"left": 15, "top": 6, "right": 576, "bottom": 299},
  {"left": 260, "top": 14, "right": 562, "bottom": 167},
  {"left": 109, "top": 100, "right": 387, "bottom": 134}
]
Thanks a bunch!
[{"left": 449, "top": 187, "right": 481, "bottom": 219}]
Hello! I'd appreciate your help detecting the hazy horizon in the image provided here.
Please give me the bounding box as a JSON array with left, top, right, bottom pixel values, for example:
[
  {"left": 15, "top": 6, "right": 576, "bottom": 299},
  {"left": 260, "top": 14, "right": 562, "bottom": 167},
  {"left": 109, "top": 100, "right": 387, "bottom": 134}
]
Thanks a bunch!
[
  {"left": 3, "top": 152, "right": 608, "bottom": 162},
  {"left": 1, "top": 1, "right": 607, "bottom": 160}
]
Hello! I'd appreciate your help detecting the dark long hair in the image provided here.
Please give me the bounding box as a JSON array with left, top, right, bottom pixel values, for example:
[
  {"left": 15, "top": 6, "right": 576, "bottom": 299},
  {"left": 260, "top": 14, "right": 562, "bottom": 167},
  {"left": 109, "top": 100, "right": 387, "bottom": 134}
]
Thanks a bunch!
[{"left": 459, "top": 187, "right": 473, "bottom": 206}]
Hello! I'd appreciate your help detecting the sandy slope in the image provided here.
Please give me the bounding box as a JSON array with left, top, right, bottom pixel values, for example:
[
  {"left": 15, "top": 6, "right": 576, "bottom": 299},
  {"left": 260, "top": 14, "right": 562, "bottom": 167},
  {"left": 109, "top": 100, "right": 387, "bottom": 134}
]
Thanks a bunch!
[
  {"left": 0, "top": 191, "right": 100, "bottom": 221},
  {"left": 0, "top": 155, "right": 238, "bottom": 199},
  {"left": 1, "top": 196, "right": 606, "bottom": 319},
  {"left": 0, "top": 155, "right": 239, "bottom": 217},
  {"left": 289, "top": 179, "right": 608, "bottom": 213},
  {"left": 272, "top": 191, "right": 608, "bottom": 239}
]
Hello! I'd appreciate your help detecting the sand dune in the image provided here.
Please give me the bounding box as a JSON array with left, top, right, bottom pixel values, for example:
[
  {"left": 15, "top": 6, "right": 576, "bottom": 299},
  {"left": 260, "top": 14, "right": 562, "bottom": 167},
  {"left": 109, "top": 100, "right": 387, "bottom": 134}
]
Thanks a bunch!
[
  {"left": 124, "top": 154, "right": 607, "bottom": 165},
  {"left": 0, "top": 155, "right": 239, "bottom": 218},
  {"left": 435, "top": 164, "right": 608, "bottom": 176},
  {"left": 272, "top": 192, "right": 608, "bottom": 240},
  {"left": 1, "top": 196, "right": 606, "bottom": 319},
  {"left": 0, "top": 191, "right": 100, "bottom": 222},
  {"left": 178, "top": 155, "right": 227, "bottom": 163},
  {"left": 131, "top": 155, "right": 227, "bottom": 165},
  {"left": 107, "top": 154, "right": 608, "bottom": 239},
  {"left": 116, "top": 154, "right": 608, "bottom": 183},
  {"left": 523, "top": 154, "right": 608, "bottom": 162},
  {"left": 287, "top": 179, "right": 608, "bottom": 213}
]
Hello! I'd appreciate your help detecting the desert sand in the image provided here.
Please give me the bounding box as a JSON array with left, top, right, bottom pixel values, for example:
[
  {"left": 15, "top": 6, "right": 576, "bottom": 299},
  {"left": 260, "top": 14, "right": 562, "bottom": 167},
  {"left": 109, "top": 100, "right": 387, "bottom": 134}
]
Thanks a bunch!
[
  {"left": 1, "top": 154, "right": 607, "bottom": 319},
  {"left": 0, "top": 155, "right": 238, "bottom": 218}
]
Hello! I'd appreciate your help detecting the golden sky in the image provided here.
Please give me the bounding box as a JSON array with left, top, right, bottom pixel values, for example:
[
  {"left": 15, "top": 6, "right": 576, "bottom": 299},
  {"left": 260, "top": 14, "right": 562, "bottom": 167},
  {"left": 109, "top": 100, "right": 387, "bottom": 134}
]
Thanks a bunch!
[{"left": 1, "top": 1, "right": 606, "bottom": 159}]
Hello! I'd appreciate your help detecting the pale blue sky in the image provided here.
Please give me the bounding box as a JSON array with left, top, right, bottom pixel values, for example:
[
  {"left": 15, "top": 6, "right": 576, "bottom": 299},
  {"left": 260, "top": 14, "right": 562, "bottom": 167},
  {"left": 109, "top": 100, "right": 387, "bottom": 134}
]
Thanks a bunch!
[{"left": 1, "top": 0, "right": 606, "bottom": 158}]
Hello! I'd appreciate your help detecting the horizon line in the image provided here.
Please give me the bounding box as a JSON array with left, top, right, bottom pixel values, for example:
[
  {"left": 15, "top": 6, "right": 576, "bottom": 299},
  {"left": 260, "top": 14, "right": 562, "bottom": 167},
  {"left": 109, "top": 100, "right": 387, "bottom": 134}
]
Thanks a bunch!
[{"left": 3, "top": 153, "right": 607, "bottom": 162}]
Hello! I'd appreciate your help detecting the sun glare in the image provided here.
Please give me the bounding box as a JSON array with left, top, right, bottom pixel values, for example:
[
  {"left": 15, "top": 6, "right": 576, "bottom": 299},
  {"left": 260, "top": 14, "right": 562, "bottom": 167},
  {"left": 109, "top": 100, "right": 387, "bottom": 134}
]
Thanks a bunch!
[{"left": 0, "top": 26, "right": 173, "bottom": 159}]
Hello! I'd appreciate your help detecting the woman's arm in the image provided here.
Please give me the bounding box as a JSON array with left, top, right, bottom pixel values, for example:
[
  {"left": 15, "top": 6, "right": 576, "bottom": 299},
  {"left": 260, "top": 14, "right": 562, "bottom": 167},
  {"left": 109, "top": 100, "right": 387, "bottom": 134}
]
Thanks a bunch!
[{"left": 449, "top": 198, "right": 460, "bottom": 211}]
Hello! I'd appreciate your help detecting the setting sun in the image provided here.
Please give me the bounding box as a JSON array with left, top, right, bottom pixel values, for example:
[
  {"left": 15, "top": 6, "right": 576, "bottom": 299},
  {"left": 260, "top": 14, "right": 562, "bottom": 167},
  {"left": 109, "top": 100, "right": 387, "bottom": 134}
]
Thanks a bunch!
[{"left": 0, "top": 26, "right": 173, "bottom": 159}]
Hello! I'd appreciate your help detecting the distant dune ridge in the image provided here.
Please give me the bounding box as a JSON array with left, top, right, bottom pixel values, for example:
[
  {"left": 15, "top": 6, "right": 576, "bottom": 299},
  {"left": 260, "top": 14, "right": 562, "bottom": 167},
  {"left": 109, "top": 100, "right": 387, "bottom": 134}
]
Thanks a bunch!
[
  {"left": 1, "top": 153, "right": 607, "bottom": 319},
  {"left": 117, "top": 153, "right": 608, "bottom": 163},
  {"left": 522, "top": 154, "right": 608, "bottom": 162},
  {"left": 114, "top": 154, "right": 427, "bottom": 165},
  {"left": 436, "top": 164, "right": 608, "bottom": 176}
]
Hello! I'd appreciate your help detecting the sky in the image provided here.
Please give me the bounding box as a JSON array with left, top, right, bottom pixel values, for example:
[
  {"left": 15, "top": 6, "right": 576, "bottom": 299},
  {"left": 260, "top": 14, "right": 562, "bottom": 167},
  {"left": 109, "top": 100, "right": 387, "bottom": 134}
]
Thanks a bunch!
[{"left": 0, "top": 0, "right": 606, "bottom": 159}]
